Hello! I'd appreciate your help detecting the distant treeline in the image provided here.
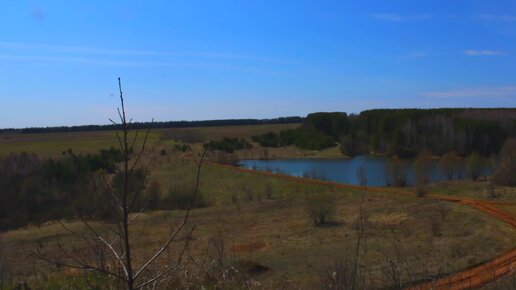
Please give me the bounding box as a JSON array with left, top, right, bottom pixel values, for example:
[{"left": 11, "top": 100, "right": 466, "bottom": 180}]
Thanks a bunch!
[
  {"left": 0, "top": 117, "right": 304, "bottom": 134},
  {"left": 252, "top": 108, "right": 516, "bottom": 157}
]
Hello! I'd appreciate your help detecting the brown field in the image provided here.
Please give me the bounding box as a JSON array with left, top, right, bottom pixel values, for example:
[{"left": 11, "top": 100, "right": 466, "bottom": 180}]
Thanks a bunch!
[{"left": 0, "top": 124, "right": 515, "bottom": 289}]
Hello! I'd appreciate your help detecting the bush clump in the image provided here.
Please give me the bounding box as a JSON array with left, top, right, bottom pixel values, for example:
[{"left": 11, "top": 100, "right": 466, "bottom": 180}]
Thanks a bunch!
[
  {"left": 204, "top": 137, "right": 252, "bottom": 153},
  {"left": 251, "top": 132, "right": 280, "bottom": 147},
  {"left": 306, "top": 192, "right": 337, "bottom": 226},
  {"left": 162, "top": 182, "right": 210, "bottom": 210},
  {"left": 253, "top": 128, "right": 336, "bottom": 150}
]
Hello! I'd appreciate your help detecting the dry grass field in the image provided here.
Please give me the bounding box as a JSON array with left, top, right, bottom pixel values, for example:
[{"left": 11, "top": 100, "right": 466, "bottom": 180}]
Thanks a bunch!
[
  {"left": 2, "top": 174, "right": 514, "bottom": 289},
  {"left": 0, "top": 124, "right": 514, "bottom": 289}
]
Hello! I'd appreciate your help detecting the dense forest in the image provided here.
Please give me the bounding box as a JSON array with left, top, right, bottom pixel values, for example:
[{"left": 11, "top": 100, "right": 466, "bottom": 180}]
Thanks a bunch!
[
  {"left": 252, "top": 108, "right": 516, "bottom": 157},
  {"left": 0, "top": 147, "right": 212, "bottom": 231},
  {"left": 0, "top": 148, "right": 124, "bottom": 230},
  {"left": 0, "top": 117, "right": 303, "bottom": 134}
]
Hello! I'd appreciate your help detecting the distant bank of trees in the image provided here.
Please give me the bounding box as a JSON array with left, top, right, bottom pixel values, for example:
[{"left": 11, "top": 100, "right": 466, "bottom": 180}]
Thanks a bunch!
[
  {"left": 252, "top": 109, "right": 516, "bottom": 157},
  {"left": 250, "top": 112, "right": 346, "bottom": 150},
  {"left": 0, "top": 117, "right": 303, "bottom": 134},
  {"left": 343, "top": 108, "right": 515, "bottom": 157}
]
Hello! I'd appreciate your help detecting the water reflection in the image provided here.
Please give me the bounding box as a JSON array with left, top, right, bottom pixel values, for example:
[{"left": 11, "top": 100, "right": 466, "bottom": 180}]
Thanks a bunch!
[{"left": 238, "top": 156, "right": 491, "bottom": 186}]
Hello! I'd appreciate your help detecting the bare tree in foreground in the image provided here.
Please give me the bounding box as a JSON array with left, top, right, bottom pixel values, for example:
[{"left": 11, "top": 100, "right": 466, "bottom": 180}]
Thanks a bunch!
[
  {"left": 324, "top": 198, "right": 369, "bottom": 290},
  {"left": 35, "top": 78, "right": 205, "bottom": 289}
]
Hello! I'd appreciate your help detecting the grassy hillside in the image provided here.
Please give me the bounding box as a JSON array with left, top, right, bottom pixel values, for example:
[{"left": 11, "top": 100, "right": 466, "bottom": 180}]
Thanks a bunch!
[
  {"left": 0, "top": 123, "right": 514, "bottom": 289},
  {"left": 2, "top": 177, "right": 514, "bottom": 288},
  {"left": 0, "top": 145, "right": 515, "bottom": 288}
]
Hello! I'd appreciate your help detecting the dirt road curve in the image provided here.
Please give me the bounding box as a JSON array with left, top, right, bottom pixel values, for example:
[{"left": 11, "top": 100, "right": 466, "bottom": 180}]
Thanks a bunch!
[
  {"left": 207, "top": 162, "right": 516, "bottom": 289},
  {"left": 407, "top": 196, "right": 516, "bottom": 290},
  {"left": 406, "top": 248, "right": 516, "bottom": 290}
]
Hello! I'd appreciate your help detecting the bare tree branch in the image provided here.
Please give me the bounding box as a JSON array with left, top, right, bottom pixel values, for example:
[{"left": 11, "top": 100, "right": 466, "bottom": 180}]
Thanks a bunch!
[
  {"left": 134, "top": 152, "right": 205, "bottom": 280},
  {"left": 136, "top": 225, "right": 195, "bottom": 288},
  {"left": 35, "top": 78, "right": 202, "bottom": 290}
]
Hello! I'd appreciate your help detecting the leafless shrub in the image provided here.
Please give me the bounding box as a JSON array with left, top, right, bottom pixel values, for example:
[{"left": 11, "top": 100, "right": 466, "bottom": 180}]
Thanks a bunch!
[
  {"left": 323, "top": 198, "right": 369, "bottom": 290},
  {"left": 34, "top": 78, "right": 205, "bottom": 290},
  {"left": 306, "top": 192, "right": 337, "bottom": 226}
]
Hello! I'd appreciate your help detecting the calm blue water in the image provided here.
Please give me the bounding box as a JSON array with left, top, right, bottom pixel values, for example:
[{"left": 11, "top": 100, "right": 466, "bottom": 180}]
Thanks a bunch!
[{"left": 238, "top": 156, "right": 491, "bottom": 186}]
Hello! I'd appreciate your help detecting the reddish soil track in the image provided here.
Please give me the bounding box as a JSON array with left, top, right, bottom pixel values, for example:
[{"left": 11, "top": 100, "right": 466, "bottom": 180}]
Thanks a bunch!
[
  {"left": 232, "top": 240, "right": 267, "bottom": 254},
  {"left": 206, "top": 162, "right": 516, "bottom": 289}
]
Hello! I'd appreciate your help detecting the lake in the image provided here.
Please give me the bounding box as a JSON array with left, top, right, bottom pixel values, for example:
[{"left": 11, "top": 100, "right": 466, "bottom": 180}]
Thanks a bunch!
[{"left": 238, "top": 155, "right": 491, "bottom": 186}]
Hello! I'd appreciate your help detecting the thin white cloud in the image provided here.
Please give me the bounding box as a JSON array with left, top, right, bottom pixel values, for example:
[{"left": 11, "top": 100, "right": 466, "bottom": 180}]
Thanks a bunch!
[
  {"left": 371, "top": 13, "right": 431, "bottom": 22},
  {"left": 0, "top": 41, "right": 162, "bottom": 56},
  {"left": 420, "top": 86, "right": 516, "bottom": 98},
  {"left": 0, "top": 41, "right": 290, "bottom": 64},
  {"left": 0, "top": 54, "right": 289, "bottom": 77},
  {"left": 477, "top": 14, "right": 516, "bottom": 22},
  {"left": 463, "top": 50, "right": 504, "bottom": 56},
  {"left": 0, "top": 54, "right": 202, "bottom": 66}
]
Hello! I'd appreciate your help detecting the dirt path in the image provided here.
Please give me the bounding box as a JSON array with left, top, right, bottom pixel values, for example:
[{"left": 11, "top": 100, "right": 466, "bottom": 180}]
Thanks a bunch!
[
  {"left": 407, "top": 197, "right": 516, "bottom": 290},
  {"left": 207, "top": 162, "right": 516, "bottom": 289}
]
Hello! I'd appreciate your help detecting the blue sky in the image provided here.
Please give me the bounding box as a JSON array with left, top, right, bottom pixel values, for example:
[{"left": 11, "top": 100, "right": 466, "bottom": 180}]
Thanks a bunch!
[{"left": 1, "top": 0, "right": 515, "bottom": 128}]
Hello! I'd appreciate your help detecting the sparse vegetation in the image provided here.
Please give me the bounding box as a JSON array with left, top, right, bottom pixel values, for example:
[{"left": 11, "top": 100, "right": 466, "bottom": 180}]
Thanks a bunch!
[{"left": 306, "top": 192, "right": 337, "bottom": 225}]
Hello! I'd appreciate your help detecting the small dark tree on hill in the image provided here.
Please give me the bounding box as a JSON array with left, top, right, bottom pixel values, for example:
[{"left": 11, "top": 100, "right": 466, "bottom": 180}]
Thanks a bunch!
[{"left": 35, "top": 78, "right": 205, "bottom": 290}]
